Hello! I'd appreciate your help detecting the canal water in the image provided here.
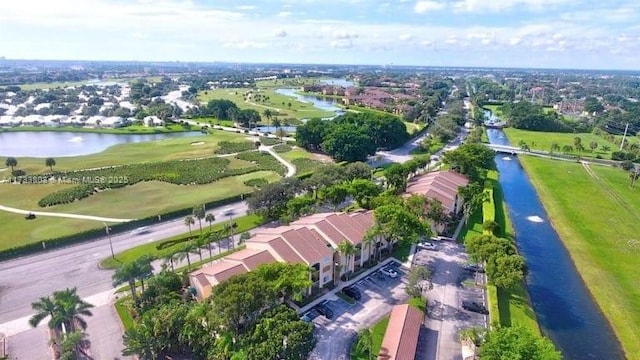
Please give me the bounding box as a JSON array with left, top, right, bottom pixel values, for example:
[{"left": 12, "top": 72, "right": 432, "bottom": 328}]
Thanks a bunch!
[{"left": 487, "top": 128, "right": 624, "bottom": 359}]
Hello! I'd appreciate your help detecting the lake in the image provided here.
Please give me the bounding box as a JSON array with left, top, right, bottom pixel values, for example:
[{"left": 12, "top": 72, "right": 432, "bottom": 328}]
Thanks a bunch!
[{"left": 0, "top": 131, "right": 201, "bottom": 157}]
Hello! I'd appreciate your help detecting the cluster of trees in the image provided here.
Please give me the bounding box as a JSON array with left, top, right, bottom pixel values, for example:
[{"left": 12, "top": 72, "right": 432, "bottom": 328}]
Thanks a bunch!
[
  {"left": 460, "top": 325, "right": 561, "bottom": 360},
  {"left": 442, "top": 143, "right": 496, "bottom": 182},
  {"left": 198, "top": 99, "right": 262, "bottom": 128},
  {"left": 464, "top": 233, "right": 526, "bottom": 289},
  {"left": 29, "top": 288, "right": 94, "bottom": 360},
  {"left": 247, "top": 162, "right": 373, "bottom": 220},
  {"left": 382, "top": 157, "right": 432, "bottom": 193},
  {"left": 120, "top": 262, "right": 316, "bottom": 360},
  {"left": 295, "top": 113, "right": 409, "bottom": 162},
  {"left": 129, "top": 78, "right": 177, "bottom": 104},
  {"left": 500, "top": 102, "right": 586, "bottom": 132},
  {"left": 470, "top": 79, "right": 516, "bottom": 105}
]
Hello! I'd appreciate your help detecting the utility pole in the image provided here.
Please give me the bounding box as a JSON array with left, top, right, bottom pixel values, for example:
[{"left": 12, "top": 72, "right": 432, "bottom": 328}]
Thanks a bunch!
[
  {"left": 104, "top": 222, "right": 114, "bottom": 259},
  {"left": 620, "top": 123, "right": 630, "bottom": 151}
]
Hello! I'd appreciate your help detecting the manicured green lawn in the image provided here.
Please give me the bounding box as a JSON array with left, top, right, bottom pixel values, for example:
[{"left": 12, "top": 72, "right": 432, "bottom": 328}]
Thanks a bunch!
[
  {"left": 351, "top": 315, "right": 390, "bottom": 360},
  {"left": 277, "top": 146, "right": 313, "bottom": 162},
  {"left": 7, "top": 131, "right": 249, "bottom": 174},
  {"left": 0, "top": 173, "right": 279, "bottom": 251},
  {"left": 504, "top": 128, "right": 619, "bottom": 159},
  {"left": 197, "top": 87, "right": 334, "bottom": 121},
  {"left": 407, "top": 297, "right": 426, "bottom": 312},
  {"left": 114, "top": 297, "right": 135, "bottom": 331},
  {"left": 520, "top": 156, "right": 640, "bottom": 359},
  {"left": 101, "top": 214, "right": 264, "bottom": 268}
]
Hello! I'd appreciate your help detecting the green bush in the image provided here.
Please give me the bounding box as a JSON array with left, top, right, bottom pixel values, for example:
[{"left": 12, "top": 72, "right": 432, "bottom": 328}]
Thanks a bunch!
[
  {"left": 214, "top": 141, "right": 256, "bottom": 154},
  {"left": 236, "top": 151, "right": 286, "bottom": 176},
  {"left": 272, "top": 144, "right": 292, "bottom": 153},
  {"left": 244, "top": 178, "right": 268, "bottom": 188},
  {"left": 259, "top": 137, "right": 281, "bottom": 146},
  {"left": 38, "top": 157, "right": 265, "bottom": 207}
]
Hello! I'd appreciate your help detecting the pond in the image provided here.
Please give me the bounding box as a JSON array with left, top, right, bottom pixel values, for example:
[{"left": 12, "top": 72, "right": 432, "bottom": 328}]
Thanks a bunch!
[
  {"left": 275, "top": 88, "right": 345, "bottom": 117},
  {"left": 488, "top": 128, "right": 623, "bottom": 359},
  {"left": 0, "top": 131, "right": 201, "bottom": 158}
]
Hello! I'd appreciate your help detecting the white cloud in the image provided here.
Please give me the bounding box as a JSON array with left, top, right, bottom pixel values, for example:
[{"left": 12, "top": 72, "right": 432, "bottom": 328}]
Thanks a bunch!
[
  {"left": 509, "top": 37, "right": 522, "bottom": 45},
  {"left": 453, "top": 0, "right": 571, "bottom": 13},
  {"left": 224, "top": 40, "right": 268, "bottom": 49},
  {"left": 414, "top": 1, "right": 445, "bottom": 13},
  {"left": 399, "top": 33, "right": 414, "bottom": 41},
  {"left": 333, "top": 31, "right": 359, "bottom": 39},
  {"left": 236, "top": 5, "right": 256, "bottom": 11},
  {"left": 278, "top": 11, "right": 292, "bottom": 17},
  {"left": 331, "top": 39, "right": 354, "bottom": 49},
  {"left": 274, "top": 29, "right": 287, "bottom": 37}
]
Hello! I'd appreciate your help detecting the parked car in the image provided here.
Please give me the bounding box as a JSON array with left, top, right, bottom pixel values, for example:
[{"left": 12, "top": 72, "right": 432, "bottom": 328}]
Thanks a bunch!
[
  {"left": 24, "top": 212, "right": 36, "bottom": 220},
  {"left": 418, "top": 242, "right": 437, "bottom": 251},
  {"left": 315, "top": 301, "right": 334, "bottom": 319},
  {"left": 380, "top": 267, "right": 398, "bottom": 279},
  {"left": 462, "top": 301, "right": 489, "bottom": 315},
  {"left": 301, "top": 309, "right": 319, "bottom": 322},
  {"left": 342, "top": 286, "right": 362, "bottom": 301},
  {"left": 463, "top": 264, "right": 485, "bottom": 273}
]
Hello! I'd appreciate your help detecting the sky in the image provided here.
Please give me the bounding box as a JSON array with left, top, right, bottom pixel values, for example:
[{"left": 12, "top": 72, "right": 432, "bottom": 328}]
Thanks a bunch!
[{"left": 1, "top": 0, "right": 639, "bottom": 70}]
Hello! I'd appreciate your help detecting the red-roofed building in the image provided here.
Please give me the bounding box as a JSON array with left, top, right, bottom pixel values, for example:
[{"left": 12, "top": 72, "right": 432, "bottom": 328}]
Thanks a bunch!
[
  {"left": 378, "top": 304, "right": 424, "bottom": 360},
  {"left": 405, "top": 170, "right": 470, "bottom": 214}
]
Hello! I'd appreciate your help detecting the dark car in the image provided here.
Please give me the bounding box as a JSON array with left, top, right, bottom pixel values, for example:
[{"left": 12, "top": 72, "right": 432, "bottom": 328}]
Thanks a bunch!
[
  {"left": 342, "top": 286, "right": 361, "bottom": 301},
  {"left": 25, "top": 212, "right": 36, "bottom": 220},
  {"left": 315, "top": 301, "right": 334, "bottom": 319},
  {"left": 463, "top": 264, "right": 485, "bottom": 273},
  {"left": 462, "top": 301, "right": 489, "bottom": 315}
]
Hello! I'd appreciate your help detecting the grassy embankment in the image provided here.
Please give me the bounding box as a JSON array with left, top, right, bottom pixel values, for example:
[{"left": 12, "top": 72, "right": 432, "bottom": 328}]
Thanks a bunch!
[
  {"left": 197, "top": 87, "right": 334, "bottom": 121},
  {"left": 459, "top": 170, "right": 539, "bottom": 332},
  {"left": 100, "top": 213, "right": 264, "bottom": 269},
  {"left": 0, "top": 133, "right": 281, "bottom": 250},
  {"left": 519, "top": 156, "right": 640, "bottom": 359},
  {"left": 0, "top": 123, "right": 196, "bottom": 135},
  {"left": 350, "top": 316, "right": 390, "bottom": 360}
]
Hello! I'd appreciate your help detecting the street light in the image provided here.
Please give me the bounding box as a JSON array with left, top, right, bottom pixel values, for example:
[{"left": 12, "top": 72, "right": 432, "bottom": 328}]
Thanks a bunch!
[{"left": 104, "top": 222, "right": 114, "bottom": 259}]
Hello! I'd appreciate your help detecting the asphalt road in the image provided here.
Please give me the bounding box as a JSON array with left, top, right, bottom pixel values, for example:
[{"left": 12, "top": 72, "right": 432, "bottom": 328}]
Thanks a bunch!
[{"left": 0, "top": 201, "right": 248, "bottom": 325}]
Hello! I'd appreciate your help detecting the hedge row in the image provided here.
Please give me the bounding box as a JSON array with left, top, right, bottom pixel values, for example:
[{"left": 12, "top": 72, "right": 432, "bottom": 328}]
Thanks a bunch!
[
  {"left": 0, "top": 193, "right": 251, "bottom": 262},
  {"left": 37, "top": 155, "right": 280, "bottom": 207},
  {"left": 214, "top": 141, "right": 256, "bottom": 154},
  {"left": 259, "top": 137, "right": 281, "bottom": 146}
]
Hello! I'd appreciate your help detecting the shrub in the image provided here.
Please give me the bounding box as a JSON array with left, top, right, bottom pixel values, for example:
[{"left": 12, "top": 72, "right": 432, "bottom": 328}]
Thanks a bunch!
[
  {"left": 272, "top": 144, "right": 292, "bottom": 153},
  {"left": 214, "top": 141, "right": 255, "bottom": 154},
  {"left": 236, "top": 151, "right": 287, "bottom": 176},
  {"left": 244, "top": 178, "right": 268, "bottom": 188},
  {"left": 259, "top": 137, "right": 280, "bottom": 146}
]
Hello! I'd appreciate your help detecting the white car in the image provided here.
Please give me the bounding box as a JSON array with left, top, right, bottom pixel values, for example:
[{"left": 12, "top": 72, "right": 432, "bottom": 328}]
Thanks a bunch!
[
  {"left": 418, "top": 242, "right": 437, "bottom": 251},
  {"left": 131, "top": 226, "right": 150, "bottom": 235},
  {"left": 222, "top": 207, "right": 234, "bottom": 216},
  {"left": 380, "top": 267, "right": 398, "bottom": 278}
]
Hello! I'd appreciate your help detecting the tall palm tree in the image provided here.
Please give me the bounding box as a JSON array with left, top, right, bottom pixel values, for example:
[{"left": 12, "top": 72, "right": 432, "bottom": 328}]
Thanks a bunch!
[
  {"left": 163, "top": 251, "right": 177, "bottom": 271},
  {"left": 192, "top": 206, "right": 205, "bottom": 234},
  {"left": 136, "top": 255, "right": 154, "bottom": 293},
  {"left": 30, "top": 295, "right": 60, "bottom": 330},
  {"left": 263, "top": 109, "right": 273, "bottom": 127},
  {"left": 196, "top": 235, "right": 208, "bottom": 263},
  {"left": 54, "top": 288, "right": 94, "bottom": 333},
  {"left": 362, "top": 233, "right": 376, "bottom": 266},
  {"left": 5, "top": 157, "right": 17, "bottom": 171},
  {"left": 205, "top": 213, "right": 216, "bottom": 232},
  {"left": 184, "top": 216, "right": 195, "bottom": 237},
  {"left": 337, "top": 240, "right": 357, "bottom": 281},
  {"left": 112, "top": 262, "right": 142, "bottom": 304}
]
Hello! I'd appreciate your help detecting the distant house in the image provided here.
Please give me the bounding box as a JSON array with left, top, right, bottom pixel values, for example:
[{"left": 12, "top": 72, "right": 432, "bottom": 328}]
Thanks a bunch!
[
  {"left": 378, "top": 304, "right": 424, "bottom": 360},
  {"left": 189, "top": 210, "right": 383, "bottom": 301},
  {"left": 102, "top": 116, "right": 125, "bottom": 128},
  {"left": 144, "top": 116, "right": 164, "bottom": 127},
  {"left": 405, "top": 170, "right": 470, "bottom": 215}
]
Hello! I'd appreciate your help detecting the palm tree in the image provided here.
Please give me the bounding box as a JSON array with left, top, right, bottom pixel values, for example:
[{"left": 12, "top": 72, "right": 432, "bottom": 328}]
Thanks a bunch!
[
  {"left": 136, "top": 255, "right": 154, "bottom": 293},
  {"left": 362, "top": 233, "right": 376, "bottom": 266},
  {"left": 112, "top": 262, "right": 142, "bottom": 304},
  {"left": 184, "top": 216, "right": 195, "bottom": 237},
  {"left": 163, "top": 251, "right": 177, "bottom": 271},
  {"left": 263, "top": 109, "right": 273, "bottom": 127},
  {"left": 179, "top": 242, "right": 197, "bottom": 268},
  {"left": 30, "top": 295, "right": 60, "bottom": 330},
  {"left": 5, "top": 157, "right": 17, "bottom": 171},
  {"left": 192, "top": 206, "right": 205, "bottom": 234},
  {"left": 45, "top": 157, "right": 56, "bottom": 172},
  {"left": 337, "top": 240, "right": 357, "bottom": 281},
  {"left": 211, "top": 230, "right": 224, "bottom": 256},
  {"left": 205, "top": 213, "right": 216, "bottom": 232},
  {"left": 196, "top": 235, "right": 208, "bottom": 263},
  {"left": 54, "top": 288, "right": 94, "bottom": 333}
]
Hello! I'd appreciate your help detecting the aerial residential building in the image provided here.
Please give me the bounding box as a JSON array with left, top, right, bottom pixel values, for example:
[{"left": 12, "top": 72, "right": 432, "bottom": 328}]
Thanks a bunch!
[{"left": 378, "top": 304, "right": 424, "bottom": 360}]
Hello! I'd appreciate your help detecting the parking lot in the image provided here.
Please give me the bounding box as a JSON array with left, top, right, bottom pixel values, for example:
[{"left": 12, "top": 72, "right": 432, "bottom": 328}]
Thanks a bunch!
[
  {"left": 308, "top": 261, "right": 410, "bottom": 360},
  {"left": 414, "top": 240, "right": 488, "bottom": 360}
]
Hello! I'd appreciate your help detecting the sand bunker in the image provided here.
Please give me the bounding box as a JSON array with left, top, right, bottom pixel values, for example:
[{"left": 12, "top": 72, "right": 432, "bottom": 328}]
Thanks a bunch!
[
  {"left": 527, "top": 215, "right": 544, "bottom": 223},
  {"left": 191, "top": 141, "right": 205, "bottom": 146}
]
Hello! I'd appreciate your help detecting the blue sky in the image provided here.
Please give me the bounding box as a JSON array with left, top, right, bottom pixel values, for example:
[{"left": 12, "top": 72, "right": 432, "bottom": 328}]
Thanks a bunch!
[{"left": 1, "top": 0, "right": 639, "bottom": 69}]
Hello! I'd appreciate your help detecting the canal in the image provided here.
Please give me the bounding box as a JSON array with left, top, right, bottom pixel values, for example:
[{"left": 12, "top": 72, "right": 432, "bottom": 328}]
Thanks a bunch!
[{"left": 487, "top": 128, "right": 624, "bottom": 359}]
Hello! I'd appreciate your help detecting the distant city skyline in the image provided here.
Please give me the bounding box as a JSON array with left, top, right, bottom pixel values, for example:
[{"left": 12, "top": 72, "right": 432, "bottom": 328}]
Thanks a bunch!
[{"left": 1, "top": 0, "right": 639, "bottom": 70}]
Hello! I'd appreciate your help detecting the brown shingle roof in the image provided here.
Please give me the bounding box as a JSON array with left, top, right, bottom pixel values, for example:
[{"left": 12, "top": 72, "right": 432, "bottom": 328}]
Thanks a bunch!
[
  {"left": 378, "top": 304, "right": 424, "bottom": 360},
  {"left": 247, "top": 234, "right": 305, "bottom": 264},
  {"left": 199, "top": 260, "right": 249, "bottom": 285},
  {"left": 225, "top": 248, "right": 277, "bottom": 271},
  {"left": 281, "top": 227, "right": 334, "bottom": 265},
  {"left": 405, "top": 170, "right": 469, "bottom": 212}
]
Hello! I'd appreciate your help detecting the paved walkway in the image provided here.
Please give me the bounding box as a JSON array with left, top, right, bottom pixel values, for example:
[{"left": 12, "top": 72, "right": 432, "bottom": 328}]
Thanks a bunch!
[
  {"left": 260, "top": 145, "right": 296, "bottom": 177},
  {"left": 0, "top": 204, "right": 134, "bottom": 222}
]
